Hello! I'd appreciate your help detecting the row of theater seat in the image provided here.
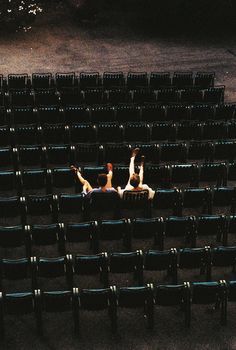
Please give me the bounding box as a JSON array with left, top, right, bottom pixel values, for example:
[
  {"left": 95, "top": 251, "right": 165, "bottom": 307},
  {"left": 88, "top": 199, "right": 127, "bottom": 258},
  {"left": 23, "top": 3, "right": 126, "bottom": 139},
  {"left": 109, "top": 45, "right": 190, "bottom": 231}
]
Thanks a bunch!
[
  {"left": 2, "top": 120, "right": 236, "bottom": 146},
  {"left": 0, "top": 86, "right": 225, "bottom": 107},
  {"left": 1, "top": 103, "right": 235, "bottom": 126},
  {"left": 0, "top": 214, "right": 236, "bottom": 255},
  {"left": 2, "top": 246, "right": 236, "bottom": 292},
  {"left": 2, "top": 280, "right": 236, "bottom": 337},
  {"left": 0, "top": 144, "right": 236, "bottom": 169},
  {"left": 0, "top": 71, "right": 215, "bottom": 91}
]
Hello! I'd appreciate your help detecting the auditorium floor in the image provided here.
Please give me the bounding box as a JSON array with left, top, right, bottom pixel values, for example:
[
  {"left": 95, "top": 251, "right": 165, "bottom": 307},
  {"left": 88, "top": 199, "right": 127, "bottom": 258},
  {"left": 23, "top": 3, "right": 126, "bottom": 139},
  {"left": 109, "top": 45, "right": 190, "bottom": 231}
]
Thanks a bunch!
[{"left": 0, "top": 3, "right": 236, "bottom": 102}]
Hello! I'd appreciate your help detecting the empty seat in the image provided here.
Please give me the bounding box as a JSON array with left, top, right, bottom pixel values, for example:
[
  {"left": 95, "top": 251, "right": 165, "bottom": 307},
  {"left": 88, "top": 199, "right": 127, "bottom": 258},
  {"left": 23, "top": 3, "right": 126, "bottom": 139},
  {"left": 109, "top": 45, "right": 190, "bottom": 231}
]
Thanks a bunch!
[
  {"left": 160, "top": 142, "right": 187, "bottom": 163},
  {"left": 202, "top": 121, "right": 227, "bottom": 140},
  {"left": 85, "top": 191, "right": 120, "bottom": 221},
  {"left": 42, "top": 123, "right": 69, "bottom": 144},
  {"left": 11, "top": 106, "right": 38, "bottom": 125},
  {"left": 199, "top": 162, "right": 227, "bottom": 187},
  {"left": 46, "top": 145, "right": 72, "bottom": 167},
  {"left": 171, "top": 164, "right": 198, "bottom": 186},
  {"left": 14, "top": 124, "right": 41, "bottom": 145},
  {"left": 191, "top": 105, "right": 215, "bottom": 121},
  {"left": 144, "top": 164, "right": 171, "bottom": 188},
  {"left": 177, "top": 121, "right": 202, "bottom": 141},
  {"left": 173, "top": 72, "right": 193, "bottom": 88},
  {"left": 182, "top": 187, "right": 211, "bottom": 217},
  {"left": 131, "top": 88, "right": 155, "bottom": 103},
  {"left": 211, "top": 246, "right": 236, "bottom": 280},
  {"left": 203, "top": 86, "right": 225, "bottom": 104},
  {"left": 80, "top": 72, "right": 100, "bottom": 89},
  {"left": 127, "top": 72, "right": 148, "bottom": 89},
  {"left": 195, "top": 72, "right": 215, "bottom": 88},
  {"left": 196, "top": 215, "right": 226, "bottom": 247},
  {"left": 51, "top": 167, "right": 78, "bottom": 194},
  {"left": 70, "top": 123, "right": 96, "bottom": 144},
  {"left": 124, "top": 123, "right": 150, "bottom": 142},
  {"left": 83, "top": 88, "right": 104, "bottom": 105},
  {"left": 116, "top": 104, "right": 140, "bottom": 122},
  {"left": 212, "top": 187, "right": 236, "bottom": 215},
  {"left": 151, "top": 122, "right": 176, "bottom": 142},
  {"left": 75, "top": 144, "right": 100, "bottom": 165},
  {"left": 21, "top": 168, "right": 50, "bottom": 195},
  {"left": 57, "top": 193, "right": 84, "bottom": 223},
  {"left": 25, "top": 194, "right": 58, "bottom": 225},
  {"left": 38, "top": 106, "right": 64, "bottom": 125},
  {"left": 9, "top": 90, "right": 34, "bottom": 107},
  {"left": 0, "top": 170, "right": 20, "bottom": 197},
  {"left": 152, "top": 188, "right": 181, "bottom": 218},
  {"left": 90, "top": 105, "right": 115, "bottom": 123},
  {"left": 104, "top": 88, "right": 128, "bottom": 104},
  {"left": 188, "top": 141, "right": 213, "bottom": 161},
  {"left": 65, "top": 221, "right": 97, "bottom": 254},
  {"left": 166, "top": 104, "right": 191, "bottom": 122},
  {"left": 156, "top": 88, "right": 179, "bottom": 103},
  {"left": 104, "top": 143, "right": 131, "bottom": 165},
  {"left": 29, "top": 223, "right": 65, "bottom": 256},
  {"left": 60, "top": 87, "right": 83, "bottom": 106},
  {"left": 0, "top": 147, "right": 17, "bottom": 171},
  {"left": 32, "top": 73, "right": 52, "bottom": 89},
  {"left": 0, "top": 225, "right": 30, "bottom": 257},
  {"left": 0, "top": 126, "right": 13, "bottom": 147},
  {"left": 8, "top": 74, "right": 29, "bottom": 90},
  {"left": 0, "top": 197, "right": 25, "bottom": 226},
  {"left": 34, "top": 89, "right": 60, "bottom": 106},
  {"left": 18, "top": 145, "right": 46, "bottom": 169},
  {"left": 55, "top": 72, "right": 76, "bottom": 89},
  {"left": 103, "top": 72, "right": 125, "bottom": 88},
  {"left": 131, "top": 217, "right": 162, "bottom": 250},
  {"left": 64, "top": 105, "right": 89, "bottom": 124},
  {"left": 214, "top": 141, "right": 236, "bottom": 162},
  {"left": 117, "top": 285, "right": 154, "bottom": 330},
  {"left": 215, "top": 103, "right": 235, "bottom": 121},
  {"left": 97, "top": 122, "right": 123, "bottom": 143},
  {"left": 180, "top": 88, "right": 203, "bottom": 104},
  {"left": 164, "top": 216, "right": 196, "bottom": 249},
  {"left": 141, "top": 104, "right": 166, "bottom": 122},
  {"left": 150, "top": 72, "right": 171, "bottom": 89}
]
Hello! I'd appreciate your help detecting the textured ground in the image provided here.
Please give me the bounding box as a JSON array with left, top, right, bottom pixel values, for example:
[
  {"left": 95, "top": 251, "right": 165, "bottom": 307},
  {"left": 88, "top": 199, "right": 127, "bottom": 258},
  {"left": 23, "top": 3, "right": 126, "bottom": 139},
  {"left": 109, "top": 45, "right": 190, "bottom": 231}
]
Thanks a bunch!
[{"left": 1, "top": 2, "right": 236, "bottom": 350}]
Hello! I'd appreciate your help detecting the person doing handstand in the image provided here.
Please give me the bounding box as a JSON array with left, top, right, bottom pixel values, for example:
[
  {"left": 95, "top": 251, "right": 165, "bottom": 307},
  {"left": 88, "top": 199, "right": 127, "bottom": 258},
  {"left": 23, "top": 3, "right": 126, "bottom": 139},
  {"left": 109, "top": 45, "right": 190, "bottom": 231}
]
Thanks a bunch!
[{"left": 117, "top": 148, "right": 155, "bottom": 199}]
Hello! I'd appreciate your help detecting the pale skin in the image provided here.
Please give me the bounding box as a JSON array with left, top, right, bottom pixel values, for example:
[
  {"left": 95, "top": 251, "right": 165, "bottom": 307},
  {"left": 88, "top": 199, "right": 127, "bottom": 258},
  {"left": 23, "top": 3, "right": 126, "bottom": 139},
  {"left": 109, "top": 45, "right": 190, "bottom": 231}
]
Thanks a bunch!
[{"left": 117, "top": 153, "right": 144, "bottom": 192}]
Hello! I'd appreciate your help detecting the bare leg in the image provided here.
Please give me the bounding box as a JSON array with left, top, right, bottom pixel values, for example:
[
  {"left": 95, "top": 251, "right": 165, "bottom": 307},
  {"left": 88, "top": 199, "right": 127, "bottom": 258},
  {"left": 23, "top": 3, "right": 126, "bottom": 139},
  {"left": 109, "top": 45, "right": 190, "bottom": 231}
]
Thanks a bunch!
[
  {"left": 76, "top": 170, "right": 93, "bottom": 193},
  {"left": 106, "top": 170, "right": 113, "bottom": 189},
  {"left": 138, "top": 155, "right": 145, "bottom": 187},
  {"left": 127, "top": 156, "right": 135, "bottom": 187}
]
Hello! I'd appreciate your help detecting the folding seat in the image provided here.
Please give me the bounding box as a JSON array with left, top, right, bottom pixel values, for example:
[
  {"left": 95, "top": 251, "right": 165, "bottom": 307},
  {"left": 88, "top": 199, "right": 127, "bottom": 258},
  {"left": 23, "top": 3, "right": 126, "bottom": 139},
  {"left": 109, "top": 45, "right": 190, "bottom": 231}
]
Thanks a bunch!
[
  {"left": 97, "top": 219, "right": 131, "bottom": 253},
  {"left": 108, "top": 251, "right": 143, "bottom": 287},
  {"left": 77, "top": 287, "right": 117, "bottom": 333},
  {"left": 0, "top": 257, "right": 34, "bottom": 292},
  {"left": 103, "top": 72, "right": 125, "bottom": 88},
  {"left": 188, "top": 141, "right": 213, "bottom": 162},
  {"left": 226, "top": 215, "right": 236, "bottom": 246},
  {"left": 150, "top": 72, "right": 171, "bottom": 89},
  {"left": 83, "top": 87, "right": 104, "bottom": 105},
  {"left": 202, "top": 121, "right": 227, "bottom": 140},
  {"left": 131, "top": 88, "right": 156, "bottom": 104},
  {"left": 228, "top": 162, "right": 236, "bottom": 185},
  {"left": 195, "top": 215, "right": 227, "bottom": 247},
  {"left": 166, "top": 104, "right": 191, "bottom": 122},
  {"left": 180, "top": 88, "right": 203, "bottom": 104},
  {"left": 14, "top": 124, "right": 41, "bottom": 145},
  {"left": 0, "top": 92, "right": 6, "bottom": 108},
  {"left": 0, "top": 107, "right": 7, "bottom": 125},
  {"left": 0, "top": 126, "right": 13, "bottom": 147},
  {"left": 55, "top": 72, "right": 76, "bottom": 89},
  {"left": 9, "top": 89, "right": 34, "bottom": 107},
  {"left": 46, "top": 144, "right": 73, "bottom": 167},
  {"left": 144, "top": 164, "right": 170, "bottom": 191},
  {"left": 127, "top": 72, "right": 148, "bottom": 89},
  {"left": 21, "top": 168, "right": 50, "bottom": 195},
  {"left": 211, "top": 246, "right": 236, "bottom": 281},
  {"left": 156, "top": 88, "right": 179, "bottom": 103},
  {"left": 57, "top": 193, "right": 84, "bottom": 223},
  {"left": 18, "top": 145, "right": 46, "bottom": 169},
  {"left": 75, "top": 144, "right": 100, "bottom": 165},
  {"left": 81, "top": 165, "right": 106, "bottom": 187},
  {"left": 195, "top": 72, "right": 215, "bottom": 88},
  {"left": 8, "top": 74, "right": 29, "bottom": 90},
  {"left": 42, "top": 123, "right": 69, "bottom": 144},
  {"left": 212, "top": 187, "right": 236, "bottom": 216},
  {"left": 0, "top": 146, "right": 18, "bottom": 171},
  {"left": 104, "top": 88, "right": 128, "bottom": 104},
  {"left": 121, "top": 190, "right": 151, "bottom": 219},
  {"left": 97, "top": 122, "right": 123, "bottom": 143},
  {"left": 131, "top": 217, "right": 163, "bottom": 251},
  {"left": 214, "top": 140, "right": 236, "bottom": 162},
  {"left": 0, "top": 170, "right": 21, "bottom": 197},
  {"left": 29, "top": 223, "right": 65, "bottom": 256},
  {"left": 116, "top": 284, "right": 154, "bottom": 330},
  {"left": 34, "top": 88, "right": 60, "bottom": 106},
  {"left": 143, "top": 249, "right": 177, "bottom": 284},
  {"left": 141, "top": 103, "right": 166, "bottom": 122},
  {"left": 160, "top": 142, "right": 187, "bottom": 163},
  {"left": 64, "top": 105, "right": 89, "bottom": 124},
  {"left": 228, "top": 120, "right": 236, "bottom": 139},
  {"left": 178, "top": 247, "right": 211, "bottom": 283},
  {"left": 177, "top": 121, "right": 202, "bottom": 141},
  {"left": 11, "top": 106, "right": 38, "bottom": 125},
  {"left": 151, "top": 122, "right": 176, "bottom": 142},
  {"left": 171, "top": 164, "right": 198, "bottom": 187},
  {"left": 38, "top": 106, "right": 64, "bottom": 125},
  {"left": 25, "top": 194, "right": 58, "bottom": 225},
  {"left": 0, "top": 195, "right": 25, "bottom": 226},
  {"left": 116, "top": 104, "right": 140, "bottom": 122},
  {"left": 64, "top": 221, "right": 97, "bottom": 254},
  {"left": 90, "top": 105, "right": 115, "bottom": 123},
  {"left": 50, "top": 167, "right": 78, "bottom": 194},
  {"left": 32, "top": 73, "right": 52, "bottom": 89},
  {"left": 215, "top": 103, "right": 236, "bottom": 121},
  {"left": 111, "top": 165, "right": 129, "bottom": 188},
  {"left": 152, "top": 188, "right": 182, "bottom": 218},
  {"left": 129, "top": 143, "right": 159, "bottom": 164},
  {"left": 0, "top": 291, "right": 41, "bottom": 338},
  {"left": 191, "top": 104, "right": 215, "bottom": 121},
  {"left": 59, "top": 87, "right": 83, "bottom": 106},
  {"left": 203, "top": 86, "right": 225, "bottom": 104},
  {"left": 189, "top": 281, "right": 227, "bottom": 326},
  {"left": 33, "top": 256, "right": 70, "bottom": 290},
  {"left": 199, "top": 162, "right": 227, "bottom": 187},
  {"left": 37, "top": 289, "right": 78, "bottom": 335},
  {"left": 164, "top": 216, "right": 196, "bottom": 249},
  {"left": 123, "top": 122, "right": 150, "bottom": 143},
  {"left": 68, "top": 253, "right": 108, "bottom": 289},
  {"left": 181, "top": 187, "right": 212, "bottom": 217},
  {"left": 0, "top": 74, "right": 4, "bottom": 91},
  {"left": 0, "top": 225, "right": 30, "bottom": 257},
  {"left": 85, "top": 191, "right": 120, "bottom": 221},
  {"left": 80, "top": 72, "right": 100, "bottom": 89},
  {"left": 172, "top": 72, "right": 193, "bottom": 88},
  {"left": 104, "top": 143, "right": 131, "bottom": 165},
  {"left": 155, "top": 283, "right": 191, "bottom": 327}
]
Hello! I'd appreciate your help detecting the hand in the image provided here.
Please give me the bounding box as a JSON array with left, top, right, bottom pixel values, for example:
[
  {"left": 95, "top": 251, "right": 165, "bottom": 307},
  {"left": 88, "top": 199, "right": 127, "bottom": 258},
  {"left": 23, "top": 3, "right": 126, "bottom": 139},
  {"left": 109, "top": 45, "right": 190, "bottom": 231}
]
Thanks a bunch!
[{"left": 70, "top": 165, "right": 78, "bottom": 173}]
